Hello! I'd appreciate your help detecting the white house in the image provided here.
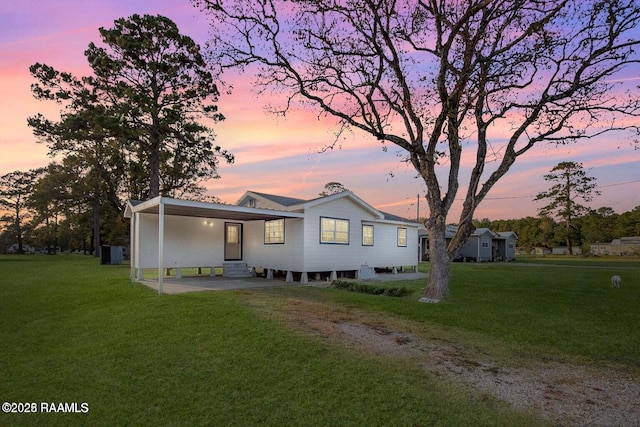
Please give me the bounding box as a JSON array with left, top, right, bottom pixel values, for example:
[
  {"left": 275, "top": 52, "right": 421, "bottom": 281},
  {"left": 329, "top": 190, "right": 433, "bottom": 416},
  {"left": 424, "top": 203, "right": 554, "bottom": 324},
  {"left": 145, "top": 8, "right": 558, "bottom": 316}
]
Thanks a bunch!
[{"left": 124, "top": 191, "right": 420, "bottom": 292}]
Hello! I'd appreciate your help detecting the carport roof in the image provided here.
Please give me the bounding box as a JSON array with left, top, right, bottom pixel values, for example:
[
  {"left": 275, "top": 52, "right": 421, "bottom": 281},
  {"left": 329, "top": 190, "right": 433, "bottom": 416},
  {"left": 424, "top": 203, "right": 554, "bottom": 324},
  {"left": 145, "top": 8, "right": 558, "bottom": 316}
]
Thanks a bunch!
[{"left": 124, "top": 196, "right": 304, "bottom": 221}]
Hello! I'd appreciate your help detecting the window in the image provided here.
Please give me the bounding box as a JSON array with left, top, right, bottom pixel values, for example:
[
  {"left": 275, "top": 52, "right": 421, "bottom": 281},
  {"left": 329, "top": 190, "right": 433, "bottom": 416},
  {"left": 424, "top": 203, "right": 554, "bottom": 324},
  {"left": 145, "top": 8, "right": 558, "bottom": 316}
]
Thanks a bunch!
[
  {"left": 397, "top": 227, "right": 407, "bottom": 247},
  {"left": 482, "top": 238, "right": 489, "bottom": 248},
  {"left": 321, "top": 217, "right": 349, "bottom": 244},
  {"left": 265, "top": 219, "right": 284, "bottom": 244},
  {"left": 227, "top": 225, "right": 239, "bottom": 244},
  {"left": 362, "top": 224, "right": 374, "bottom": 246}
]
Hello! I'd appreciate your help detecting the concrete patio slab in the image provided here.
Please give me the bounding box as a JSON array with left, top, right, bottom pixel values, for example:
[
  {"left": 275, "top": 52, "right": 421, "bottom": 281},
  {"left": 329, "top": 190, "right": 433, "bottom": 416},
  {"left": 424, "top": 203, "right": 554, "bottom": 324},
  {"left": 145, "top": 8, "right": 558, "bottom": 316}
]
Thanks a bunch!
[
  {"left": 136, "top": 271, "right": 428, "bottom": 295},
  {"left": 137, "top": 276, "right": 292, "bottom": 295}
]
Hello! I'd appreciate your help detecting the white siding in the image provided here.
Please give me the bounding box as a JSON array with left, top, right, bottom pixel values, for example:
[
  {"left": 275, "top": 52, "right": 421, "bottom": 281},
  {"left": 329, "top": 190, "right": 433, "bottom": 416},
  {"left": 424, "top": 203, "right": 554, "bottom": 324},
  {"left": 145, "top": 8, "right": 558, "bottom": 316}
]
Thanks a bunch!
[
  {"left": 136, "top": 213, "right": 225, "bottom": 269},
  {"left": 301, "top": 197, "right": 418, "bottom": 271},
  {"left": 359, "top": 222, "right": 419, "bottom": 268},
  {"left": 136, "top": 213, "right": 158, "bottom": 268},
  {"left": 244, "top": 218, "right": 304, "bottom": 271}
]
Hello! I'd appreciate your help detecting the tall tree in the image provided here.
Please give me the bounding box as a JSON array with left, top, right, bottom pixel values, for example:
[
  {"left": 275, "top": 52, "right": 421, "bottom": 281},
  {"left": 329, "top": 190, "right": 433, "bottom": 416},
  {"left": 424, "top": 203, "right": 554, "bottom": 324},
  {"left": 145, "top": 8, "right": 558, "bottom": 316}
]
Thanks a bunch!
[
  {"left": 197, "top": 0, "right": 640, "bottom": 299},
  {"left": 87, "top": 14, "right": 234, "bottom": 198},
  {"left": 0, "top": 169, "right": 44, "bottom": 253},
  {"left": 579, "top": 207, "right": 618, "bottom": 246},
  {"left": 29, "top": 81, "right": 127, "bottom": 256},
  {"left": 320, "top": 182, "right": 348, "bottom": 196},
  {"left": 615, "top": 206, "right": 640, "bottom": 237},
  {"left": 534, "top": 161, "right": 600, "bottom": 254},
  {"left": 29, "top": 14, "right": 234, "bottom": 202},
  {"left": 27, "top": 163, "right": 80, "bottom": 255}
]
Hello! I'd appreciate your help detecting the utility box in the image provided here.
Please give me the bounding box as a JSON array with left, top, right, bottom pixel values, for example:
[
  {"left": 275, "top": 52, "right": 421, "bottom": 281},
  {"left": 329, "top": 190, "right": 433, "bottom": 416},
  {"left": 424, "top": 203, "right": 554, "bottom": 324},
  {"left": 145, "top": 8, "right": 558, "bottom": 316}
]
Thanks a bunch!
[{"left": 101, "top": 245, "right": 123, "bottom": 265}]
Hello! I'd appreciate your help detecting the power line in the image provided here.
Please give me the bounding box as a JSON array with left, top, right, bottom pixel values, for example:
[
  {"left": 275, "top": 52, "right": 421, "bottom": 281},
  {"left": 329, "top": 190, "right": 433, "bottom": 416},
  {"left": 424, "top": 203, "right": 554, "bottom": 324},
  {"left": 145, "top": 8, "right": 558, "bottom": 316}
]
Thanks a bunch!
[
  {"left": 598, "top": 179, "right": 640, "bottom": 189},
  {"left": 459, "top": 178, "right": 640, "bottom": 201}
]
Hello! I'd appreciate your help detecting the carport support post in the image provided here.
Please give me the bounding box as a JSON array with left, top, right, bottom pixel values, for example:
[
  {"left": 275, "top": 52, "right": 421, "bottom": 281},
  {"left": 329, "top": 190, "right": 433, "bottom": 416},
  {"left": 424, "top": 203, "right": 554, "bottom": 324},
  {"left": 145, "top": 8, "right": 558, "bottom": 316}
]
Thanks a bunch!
[
  {"left": 129, "top": 213, "right": 136, "bottom": 281},
  {"left": 158, "top": 199, "right": 164, "bottom": 295}
]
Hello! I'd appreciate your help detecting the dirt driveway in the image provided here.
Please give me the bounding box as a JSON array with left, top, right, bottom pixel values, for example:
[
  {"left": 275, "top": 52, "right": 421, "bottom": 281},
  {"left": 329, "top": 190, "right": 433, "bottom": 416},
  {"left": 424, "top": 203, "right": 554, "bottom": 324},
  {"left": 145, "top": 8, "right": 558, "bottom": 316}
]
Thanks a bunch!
[{"left": 242, "top": 292, "right": 640, "bottom": 427}]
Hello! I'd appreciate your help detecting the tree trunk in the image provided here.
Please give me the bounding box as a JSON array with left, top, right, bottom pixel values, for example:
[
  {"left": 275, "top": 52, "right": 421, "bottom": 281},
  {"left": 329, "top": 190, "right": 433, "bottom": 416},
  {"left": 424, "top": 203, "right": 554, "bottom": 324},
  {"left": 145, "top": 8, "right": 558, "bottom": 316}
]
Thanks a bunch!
[
  {"left": 149, "top": 141, "right": 160, "bottom": 198},
  {"left": 565, "top": 174, "right": 573, "bottom": 255},
  {"left": 149, "top": 109, "right": 161, "bottom": 198},
  {"left": 15, "top": 205, "right": 23, "bottom": 254},
  {"left": 93, "top": 199, "right": 101, "bottom": 259},
  {"left": 422, "top": 218, "right": 451, "bottom": 300}
]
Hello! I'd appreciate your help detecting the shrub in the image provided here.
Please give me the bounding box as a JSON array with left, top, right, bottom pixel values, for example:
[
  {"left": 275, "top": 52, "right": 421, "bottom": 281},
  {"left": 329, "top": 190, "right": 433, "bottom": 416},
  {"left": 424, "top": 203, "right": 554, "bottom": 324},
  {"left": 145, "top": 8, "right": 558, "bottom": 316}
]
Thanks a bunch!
[{"left": 330, "top": 280, "right": 412, "bottom": 297}]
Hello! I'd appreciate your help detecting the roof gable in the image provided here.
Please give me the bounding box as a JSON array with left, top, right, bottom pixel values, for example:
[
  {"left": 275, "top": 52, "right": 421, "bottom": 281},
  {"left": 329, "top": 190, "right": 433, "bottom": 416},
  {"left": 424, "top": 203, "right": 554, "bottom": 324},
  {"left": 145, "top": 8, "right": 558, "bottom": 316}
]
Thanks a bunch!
[
  {"left": 124, "top": 199, "right": 143, "bottom": 218},
  {"left": 300, "top": 191, "right": 385, "bottom": 219},
  {"left": 237, "top": 191, "right": 307, "bottom": 209},
  {"left": 473, "top": 228, "right": 496, "bottom": 237},
  {"left": 496, "top": 231, "right": 519, "bottom": 239}
]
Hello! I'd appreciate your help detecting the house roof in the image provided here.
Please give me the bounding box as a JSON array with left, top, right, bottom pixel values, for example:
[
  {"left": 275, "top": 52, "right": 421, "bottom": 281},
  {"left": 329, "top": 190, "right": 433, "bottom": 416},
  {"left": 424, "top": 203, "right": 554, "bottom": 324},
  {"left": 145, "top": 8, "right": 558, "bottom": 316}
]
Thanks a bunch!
[
  {"left": 126, "top": 192, "right": 419, "bottom": 226},
  {"left": 239, "top": 190, "right": 419, "bottom": 225},
  {"left": 473, "top": 227, "right": 497, "bottom": 237},
  {"left": 124, "top": 197, "right": 304, "bottom": 221},
  {"left": 496, "top": 231, "right": 519, "bottom": 240},
  {"left": 380, "top": 210, "right": 414, "bottom": 223},
  {"left": 431, "top": 225, "right": 518, "bottom": 240},
  {"left": 619, "top": 236, "right": 640, "bottom": 244},
  {"left": 298, "top": 191, "right": 385, "bottom": 219},
  {"left": 245, "top": 191, "right": 308, "bottom": 207}
]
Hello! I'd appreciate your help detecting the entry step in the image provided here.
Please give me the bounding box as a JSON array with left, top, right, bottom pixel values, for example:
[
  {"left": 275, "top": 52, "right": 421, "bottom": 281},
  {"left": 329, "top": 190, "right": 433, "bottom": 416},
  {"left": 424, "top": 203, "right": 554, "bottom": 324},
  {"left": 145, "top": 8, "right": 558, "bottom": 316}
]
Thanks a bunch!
[{"left": 222, "top": 262, "right": 253, "bottom": 278}]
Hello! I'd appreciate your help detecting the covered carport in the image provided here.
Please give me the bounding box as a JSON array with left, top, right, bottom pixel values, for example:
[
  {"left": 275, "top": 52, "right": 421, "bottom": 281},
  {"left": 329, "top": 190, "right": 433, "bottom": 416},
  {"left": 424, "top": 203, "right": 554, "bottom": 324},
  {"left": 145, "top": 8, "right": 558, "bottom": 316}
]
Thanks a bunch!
[{"left": 124, "top": 196, "right": 304, "bottom": 295}]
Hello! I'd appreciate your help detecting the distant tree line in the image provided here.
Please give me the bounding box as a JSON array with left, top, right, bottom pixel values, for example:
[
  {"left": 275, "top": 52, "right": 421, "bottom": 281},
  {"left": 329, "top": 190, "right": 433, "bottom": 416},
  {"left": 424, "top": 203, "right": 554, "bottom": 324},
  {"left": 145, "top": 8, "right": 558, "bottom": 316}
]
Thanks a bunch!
[{"left": 473, "top": 206, "right": 640, "bottom": 252}]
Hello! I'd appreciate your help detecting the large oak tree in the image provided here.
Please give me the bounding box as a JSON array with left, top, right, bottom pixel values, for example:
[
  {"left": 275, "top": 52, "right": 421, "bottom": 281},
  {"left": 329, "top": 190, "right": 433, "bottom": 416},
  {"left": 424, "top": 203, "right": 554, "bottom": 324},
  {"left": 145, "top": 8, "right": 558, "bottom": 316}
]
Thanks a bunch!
[{"left": 197, "top": 0, "right": 640, "bottom": 299}]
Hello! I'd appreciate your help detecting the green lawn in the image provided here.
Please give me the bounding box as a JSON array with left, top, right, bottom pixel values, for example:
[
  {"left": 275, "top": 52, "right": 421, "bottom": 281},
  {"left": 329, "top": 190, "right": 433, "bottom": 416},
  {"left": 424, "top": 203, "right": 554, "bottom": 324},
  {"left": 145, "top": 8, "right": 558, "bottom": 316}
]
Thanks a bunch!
[
  {"left": 320, "top": 259, "right": 640, "bottom": 367},
  {"left": 1, "top": 255, "right": 638, "bottom": 426}
]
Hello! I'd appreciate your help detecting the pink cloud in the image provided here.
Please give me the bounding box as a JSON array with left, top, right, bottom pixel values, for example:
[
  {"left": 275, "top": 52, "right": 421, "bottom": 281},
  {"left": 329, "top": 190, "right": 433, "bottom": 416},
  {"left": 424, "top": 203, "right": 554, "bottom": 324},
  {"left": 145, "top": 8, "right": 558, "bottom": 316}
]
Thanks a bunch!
[{"left": 2, "top": 1, "right": 638, "bottom": 222}]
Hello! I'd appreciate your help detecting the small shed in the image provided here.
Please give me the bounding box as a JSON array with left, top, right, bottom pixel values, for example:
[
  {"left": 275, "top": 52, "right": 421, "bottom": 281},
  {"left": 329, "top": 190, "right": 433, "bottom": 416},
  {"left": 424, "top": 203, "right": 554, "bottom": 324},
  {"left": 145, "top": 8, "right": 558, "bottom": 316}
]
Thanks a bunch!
[
  {"left": 460, "top": 228, "right": 496, "bottom": 262},
  {"left": 494, "top": 232, "right": 518, "bottom": 261}
]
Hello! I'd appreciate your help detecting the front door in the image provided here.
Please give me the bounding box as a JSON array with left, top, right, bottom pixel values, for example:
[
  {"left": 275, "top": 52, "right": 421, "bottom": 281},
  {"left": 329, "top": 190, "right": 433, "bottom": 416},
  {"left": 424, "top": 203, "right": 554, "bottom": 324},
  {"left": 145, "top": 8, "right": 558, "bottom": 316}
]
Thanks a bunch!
[{"left": 225, "top": 222, "right": 242, "bottom": 261}]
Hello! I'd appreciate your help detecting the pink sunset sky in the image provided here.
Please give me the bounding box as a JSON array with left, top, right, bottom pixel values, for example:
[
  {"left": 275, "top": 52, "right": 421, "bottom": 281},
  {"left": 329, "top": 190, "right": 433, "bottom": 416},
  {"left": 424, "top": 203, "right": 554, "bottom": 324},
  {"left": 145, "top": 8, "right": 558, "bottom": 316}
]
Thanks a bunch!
[{"left": 1, "top": 0, "right": 639, "bottom": 221}]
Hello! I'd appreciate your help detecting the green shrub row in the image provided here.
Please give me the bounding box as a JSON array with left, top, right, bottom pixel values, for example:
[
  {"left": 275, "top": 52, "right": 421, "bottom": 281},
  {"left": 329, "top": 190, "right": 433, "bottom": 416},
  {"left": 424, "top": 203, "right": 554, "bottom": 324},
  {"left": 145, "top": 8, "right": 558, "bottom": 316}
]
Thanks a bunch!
[{"left": 331, "top": 280, "right": 412, "bottom": 297}]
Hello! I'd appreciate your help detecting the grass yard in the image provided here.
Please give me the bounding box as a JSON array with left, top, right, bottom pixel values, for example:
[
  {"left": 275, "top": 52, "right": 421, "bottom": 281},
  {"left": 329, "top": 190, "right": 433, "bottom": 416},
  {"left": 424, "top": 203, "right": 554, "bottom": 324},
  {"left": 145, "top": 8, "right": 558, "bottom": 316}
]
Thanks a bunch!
[
  {"left": 317, "top": 258, "right": 640, "bottom": 367},
  {"left": 1, "top": 255, "right": 638, "bottom": 426}
]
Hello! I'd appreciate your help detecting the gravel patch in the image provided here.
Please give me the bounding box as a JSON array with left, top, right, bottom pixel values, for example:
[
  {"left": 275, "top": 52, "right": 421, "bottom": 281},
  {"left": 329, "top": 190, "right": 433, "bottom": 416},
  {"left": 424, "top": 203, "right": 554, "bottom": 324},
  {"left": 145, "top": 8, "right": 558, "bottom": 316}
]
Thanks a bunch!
[{"left": 259, "top": 296, "right": 640, "bottom": 427}]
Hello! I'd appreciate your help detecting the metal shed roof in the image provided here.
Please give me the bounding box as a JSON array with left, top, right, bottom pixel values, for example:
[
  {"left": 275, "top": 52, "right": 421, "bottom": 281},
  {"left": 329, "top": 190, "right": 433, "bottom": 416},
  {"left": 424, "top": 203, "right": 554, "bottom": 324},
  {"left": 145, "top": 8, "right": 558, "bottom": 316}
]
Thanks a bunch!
[{"left": 125, "top": 197, "right": 304, "bottom": 221}]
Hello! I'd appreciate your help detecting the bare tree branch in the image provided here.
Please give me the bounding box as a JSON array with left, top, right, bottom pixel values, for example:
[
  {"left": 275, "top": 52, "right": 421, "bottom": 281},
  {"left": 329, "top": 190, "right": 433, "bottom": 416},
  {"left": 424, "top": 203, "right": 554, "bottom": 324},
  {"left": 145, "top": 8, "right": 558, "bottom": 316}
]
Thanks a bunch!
[{"left": 196, "top": 0, "right": 640, "bottom": 299}]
